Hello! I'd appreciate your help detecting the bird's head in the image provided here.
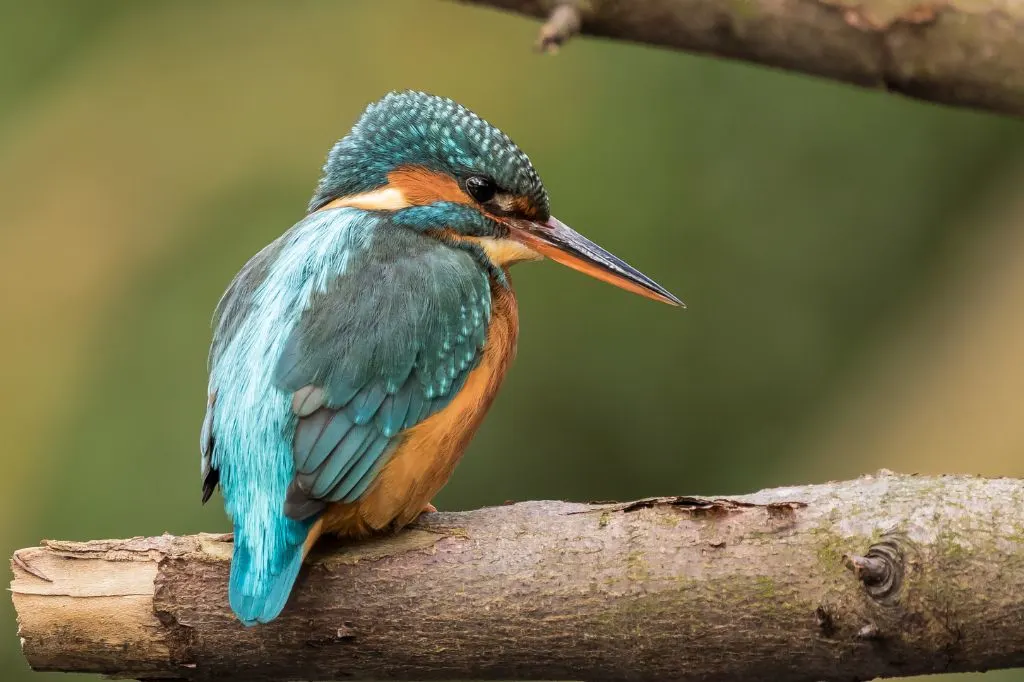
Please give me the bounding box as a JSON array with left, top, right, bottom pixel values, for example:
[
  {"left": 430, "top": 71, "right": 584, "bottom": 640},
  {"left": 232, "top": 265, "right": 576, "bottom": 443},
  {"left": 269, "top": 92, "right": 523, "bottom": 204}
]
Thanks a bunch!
[{"left": 308, "top": 91, "right": 682, "bottom": 307}]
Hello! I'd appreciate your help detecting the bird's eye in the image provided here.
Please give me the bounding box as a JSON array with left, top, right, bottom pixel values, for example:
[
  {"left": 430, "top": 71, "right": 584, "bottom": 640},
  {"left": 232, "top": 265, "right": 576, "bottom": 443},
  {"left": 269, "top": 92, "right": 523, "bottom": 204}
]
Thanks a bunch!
[{"left": 465, "top": 175, "right": 497, "bottom": 203}]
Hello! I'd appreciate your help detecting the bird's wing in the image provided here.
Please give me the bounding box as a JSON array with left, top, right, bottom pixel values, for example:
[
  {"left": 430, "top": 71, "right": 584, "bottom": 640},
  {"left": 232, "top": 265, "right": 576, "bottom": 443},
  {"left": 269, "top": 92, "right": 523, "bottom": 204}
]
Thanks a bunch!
[
  {"left": 273, "top": 229, "right": 492, "bottom": 520},
  {"left": 201, "top": 238, "right": 287, "bottom": 504}
]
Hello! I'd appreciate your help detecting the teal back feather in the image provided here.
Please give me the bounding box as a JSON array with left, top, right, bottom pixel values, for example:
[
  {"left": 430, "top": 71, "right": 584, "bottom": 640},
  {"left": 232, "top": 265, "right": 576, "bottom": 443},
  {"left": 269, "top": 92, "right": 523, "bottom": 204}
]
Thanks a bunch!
[
  {"left": 207, "top": 208, "right": 375, "bottom": 624},
  {"left": 204, "top": 206, "right": 492, "bottom": 624}
]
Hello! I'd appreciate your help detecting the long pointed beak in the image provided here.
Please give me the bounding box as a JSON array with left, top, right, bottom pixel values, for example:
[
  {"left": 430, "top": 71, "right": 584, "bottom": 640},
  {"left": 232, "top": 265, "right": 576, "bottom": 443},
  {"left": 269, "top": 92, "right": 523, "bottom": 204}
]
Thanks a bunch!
[{"left": 507, "top": 216, "right": 684, "bottom": 307}]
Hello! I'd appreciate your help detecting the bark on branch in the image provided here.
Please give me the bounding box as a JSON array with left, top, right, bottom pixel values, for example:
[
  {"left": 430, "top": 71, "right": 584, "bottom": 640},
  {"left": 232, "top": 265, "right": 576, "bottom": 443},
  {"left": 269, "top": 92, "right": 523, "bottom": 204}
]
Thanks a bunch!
[
  {"left": 11, "top": 471, "right": 1024, "bottom": 681},
  {"left": 450, "top": 0, "right": 1024, "bottom": 117}
]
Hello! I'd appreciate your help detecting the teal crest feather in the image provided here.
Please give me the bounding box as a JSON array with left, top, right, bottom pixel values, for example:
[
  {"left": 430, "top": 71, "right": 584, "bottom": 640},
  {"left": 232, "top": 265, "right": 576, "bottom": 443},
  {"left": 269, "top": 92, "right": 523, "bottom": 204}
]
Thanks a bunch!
[{"left": 309, "top": 90, "right": 548, "bottom": 215}]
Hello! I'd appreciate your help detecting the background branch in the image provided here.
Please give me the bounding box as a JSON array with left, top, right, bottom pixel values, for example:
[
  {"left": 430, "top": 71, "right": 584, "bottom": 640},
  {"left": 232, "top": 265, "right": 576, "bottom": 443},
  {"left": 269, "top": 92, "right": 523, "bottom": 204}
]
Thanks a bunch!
[
  {"left": 451, "top": 0, "right": 1024, "bottom": 117},
  {"left": 10, "top": 472, "right": 1024, "bottom": 681}
]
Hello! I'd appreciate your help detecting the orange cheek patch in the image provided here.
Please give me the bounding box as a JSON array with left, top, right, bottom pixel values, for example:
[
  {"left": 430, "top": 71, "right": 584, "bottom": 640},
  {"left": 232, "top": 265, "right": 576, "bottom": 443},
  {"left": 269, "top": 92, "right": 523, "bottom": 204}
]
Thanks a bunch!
[
  {"left": 388, "top": 165, "right": 473, "bottom": 206},
  {"left": 507, "top": 196, "right": 539, "bottom": 219}
]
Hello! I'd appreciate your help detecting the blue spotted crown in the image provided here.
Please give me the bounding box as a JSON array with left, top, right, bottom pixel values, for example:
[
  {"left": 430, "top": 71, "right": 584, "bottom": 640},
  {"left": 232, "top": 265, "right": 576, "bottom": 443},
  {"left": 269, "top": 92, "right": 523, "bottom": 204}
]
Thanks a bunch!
[{"left": 309, "top": 91, "right": 549, "bottom": 216}]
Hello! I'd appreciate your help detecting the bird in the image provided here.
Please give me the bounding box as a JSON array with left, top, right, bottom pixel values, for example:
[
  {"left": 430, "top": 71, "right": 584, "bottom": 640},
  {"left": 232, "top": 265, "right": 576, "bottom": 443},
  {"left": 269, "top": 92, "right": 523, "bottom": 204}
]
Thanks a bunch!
[{"left": 200, "top": 90, "right": 682, "bottom": 626}]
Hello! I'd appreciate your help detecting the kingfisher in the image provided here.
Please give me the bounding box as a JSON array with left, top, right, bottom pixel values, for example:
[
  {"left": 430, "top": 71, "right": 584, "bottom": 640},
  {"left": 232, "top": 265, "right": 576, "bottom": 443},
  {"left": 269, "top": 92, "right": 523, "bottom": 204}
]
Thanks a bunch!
[{"left": 200, "top": 90, "right": 682, "bottom": 626}]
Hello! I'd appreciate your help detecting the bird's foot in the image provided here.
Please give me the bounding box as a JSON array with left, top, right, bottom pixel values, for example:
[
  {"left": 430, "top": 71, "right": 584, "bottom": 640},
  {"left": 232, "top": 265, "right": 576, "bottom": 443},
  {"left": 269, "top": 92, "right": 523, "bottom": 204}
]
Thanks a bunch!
[{"left": 407, "top": 503, "right": 438, "bottom": 528}]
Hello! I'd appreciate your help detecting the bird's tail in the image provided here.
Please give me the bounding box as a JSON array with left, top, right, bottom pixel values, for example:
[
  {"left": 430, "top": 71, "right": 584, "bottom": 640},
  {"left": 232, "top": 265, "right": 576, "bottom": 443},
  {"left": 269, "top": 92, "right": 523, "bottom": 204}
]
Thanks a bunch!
[{"left": 228, "top": 516, "right": 320, "bottom": 626}]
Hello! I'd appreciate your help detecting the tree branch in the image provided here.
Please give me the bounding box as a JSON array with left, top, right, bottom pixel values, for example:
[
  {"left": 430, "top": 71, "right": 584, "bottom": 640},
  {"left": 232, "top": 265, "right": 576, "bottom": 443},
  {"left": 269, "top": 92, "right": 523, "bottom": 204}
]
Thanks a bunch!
[
  {"left": 11, "top": 472, "right": 1024, "bottom": 681},
  {"left": 450, "top": 0, "right": 1024, "bottom": 117}
]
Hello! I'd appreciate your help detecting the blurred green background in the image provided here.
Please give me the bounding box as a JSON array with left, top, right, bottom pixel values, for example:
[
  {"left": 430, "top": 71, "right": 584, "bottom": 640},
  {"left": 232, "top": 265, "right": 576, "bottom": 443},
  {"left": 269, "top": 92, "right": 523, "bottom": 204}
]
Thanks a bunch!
[{"left": 3, "top": 2, "right": 1024, "bottom": 681}]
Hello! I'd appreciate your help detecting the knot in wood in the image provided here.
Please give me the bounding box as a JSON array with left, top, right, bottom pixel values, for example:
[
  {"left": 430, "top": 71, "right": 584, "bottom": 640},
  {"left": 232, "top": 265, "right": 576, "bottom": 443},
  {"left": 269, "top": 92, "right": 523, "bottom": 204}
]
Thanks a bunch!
[{"left": 844, "top": 538, "right": 905, "bottom": 603}]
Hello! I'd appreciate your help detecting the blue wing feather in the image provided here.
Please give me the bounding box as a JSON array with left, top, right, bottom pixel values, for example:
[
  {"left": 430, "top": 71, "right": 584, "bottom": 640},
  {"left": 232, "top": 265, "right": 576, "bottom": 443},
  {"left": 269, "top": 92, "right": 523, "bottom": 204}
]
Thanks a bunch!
[
  {"left": 403, "top": 381, "right": 429, "bottom": 429},
  {"left": 327, "top": 431, "right": 381, "bottom": 499},
  {"left": 277, "top": 225, "right": 492, "bottom": 521},
  {"left": 308, "top": 423, "right": 375, "bottom": 497},
  {"left": 376, "top": 384, "right": 413, "bottom": 438},
  {"left": 339, "top": 436, "right": 393, "bottom": 502},
  {"left": 329, "top": 434, "right": 390, "bottom": 501},
  {"left": 351, "top": 383, "right": 388, "bottom": 424},
  {"left": 304, "top": 411, "right": 353, "bottom": 475},
  {"left": 292, "top": 408, "right": 331, "bottom": 472}
]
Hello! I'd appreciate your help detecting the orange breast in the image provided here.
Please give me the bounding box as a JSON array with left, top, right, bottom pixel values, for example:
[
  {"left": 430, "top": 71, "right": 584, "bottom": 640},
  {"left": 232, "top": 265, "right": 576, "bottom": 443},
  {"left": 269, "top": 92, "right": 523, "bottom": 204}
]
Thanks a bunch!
[{"left": 320, "top": 279, "right": 519, "bottom": 538}]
